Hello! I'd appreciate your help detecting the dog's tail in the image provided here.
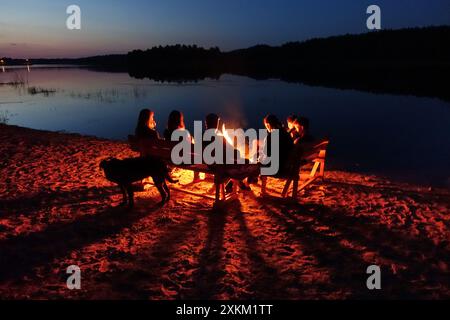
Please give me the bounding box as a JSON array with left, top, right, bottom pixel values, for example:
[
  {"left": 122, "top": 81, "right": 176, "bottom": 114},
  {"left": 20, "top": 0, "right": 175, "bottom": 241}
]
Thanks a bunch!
[{"left": 165, "top": 172, "right": 179, "bottom": 184}]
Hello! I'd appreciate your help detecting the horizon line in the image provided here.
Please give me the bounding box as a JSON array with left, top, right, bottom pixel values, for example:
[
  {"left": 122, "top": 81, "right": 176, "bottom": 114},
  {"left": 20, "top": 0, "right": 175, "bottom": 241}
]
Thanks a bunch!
[{"left": 2, "top": 25, "right": 449, "bottom": 61}]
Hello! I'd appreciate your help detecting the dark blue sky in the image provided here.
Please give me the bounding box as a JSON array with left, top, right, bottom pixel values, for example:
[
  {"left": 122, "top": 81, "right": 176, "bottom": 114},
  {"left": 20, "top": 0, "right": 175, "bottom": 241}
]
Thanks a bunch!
[{"left": 1, "top": 0, "right": 449, "bottom": 58}]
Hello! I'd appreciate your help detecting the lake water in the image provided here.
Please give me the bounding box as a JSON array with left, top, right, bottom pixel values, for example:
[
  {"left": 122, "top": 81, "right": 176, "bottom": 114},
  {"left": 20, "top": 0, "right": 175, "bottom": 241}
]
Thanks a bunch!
[{"left": 1, "top": 66, "right": 449, "bottom": 187}]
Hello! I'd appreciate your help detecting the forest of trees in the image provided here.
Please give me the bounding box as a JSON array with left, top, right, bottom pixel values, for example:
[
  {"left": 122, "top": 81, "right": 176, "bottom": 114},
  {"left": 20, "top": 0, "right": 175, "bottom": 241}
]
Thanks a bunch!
[
  {"left": 125, "top": 26, "right": 450, "bottom": 100},
  {"left": 127, "top": 45, "right": 222, "bottom": 81}
]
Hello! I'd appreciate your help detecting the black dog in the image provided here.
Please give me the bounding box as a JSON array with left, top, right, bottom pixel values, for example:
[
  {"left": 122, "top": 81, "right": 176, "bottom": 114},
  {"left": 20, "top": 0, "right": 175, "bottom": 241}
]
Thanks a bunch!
[{"left": 100, "top": 157, "right": 177, "bottom": 208}]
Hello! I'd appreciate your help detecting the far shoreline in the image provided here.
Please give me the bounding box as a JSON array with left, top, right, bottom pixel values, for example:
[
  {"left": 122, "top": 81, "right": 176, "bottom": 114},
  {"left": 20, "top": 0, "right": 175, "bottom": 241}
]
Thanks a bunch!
[{"left": 2, "top": 26, "right": 450, "bottom": 102}]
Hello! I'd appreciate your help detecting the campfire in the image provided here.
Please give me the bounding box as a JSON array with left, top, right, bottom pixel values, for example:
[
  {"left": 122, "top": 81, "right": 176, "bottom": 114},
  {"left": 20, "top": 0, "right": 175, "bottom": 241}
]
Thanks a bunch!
[{"left": 221, "top": 123, "right": 259, "bottom": 163}]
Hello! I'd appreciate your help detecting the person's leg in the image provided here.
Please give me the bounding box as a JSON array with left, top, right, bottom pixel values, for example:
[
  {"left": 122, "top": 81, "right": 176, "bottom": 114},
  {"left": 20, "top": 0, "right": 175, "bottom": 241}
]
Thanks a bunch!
[
  {"left": 261, "top": 176, "right": 268, "bottom": 196},
  {"left": 193, "top": 171, "right": 202, "bottom": 182},
  {"left": 126, "top": 185, "right": 134, "bottom": 208},
  {"left": 120, "top": 185, "right": 128, "bottom": 206},
  {"left": 292, "top": 178, "right": 299, "bottom": 199},
  {"left": 282, "top": 179, "right": 292, "bottom": 198},
  {"left": 163, "top": 182, "right": 171, "bottom": 201},
  {"left": 215, "top": 181, "right": 221, "bottom": 202},
  {"left": 221, "top": 183, "right": 226, "bottom": 199}
]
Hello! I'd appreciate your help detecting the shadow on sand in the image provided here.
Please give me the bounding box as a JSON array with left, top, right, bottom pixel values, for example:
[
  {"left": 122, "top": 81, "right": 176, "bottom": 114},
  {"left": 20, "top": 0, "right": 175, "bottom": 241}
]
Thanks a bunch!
[
  {"left": 254, "top": 194, "right": 449, "bottom": 299},
  {"left": 0, "top": 193, "right": 161, "bottom": 283}
]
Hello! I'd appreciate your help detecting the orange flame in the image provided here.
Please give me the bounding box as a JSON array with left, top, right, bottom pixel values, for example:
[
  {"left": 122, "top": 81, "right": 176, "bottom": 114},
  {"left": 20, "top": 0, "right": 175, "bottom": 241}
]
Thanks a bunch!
[
  {"left": 221, "top": 123, "right": 235, "bottom": 147},
  {"left": 221, "top": 123, "right": 259, "bottom": 163}
]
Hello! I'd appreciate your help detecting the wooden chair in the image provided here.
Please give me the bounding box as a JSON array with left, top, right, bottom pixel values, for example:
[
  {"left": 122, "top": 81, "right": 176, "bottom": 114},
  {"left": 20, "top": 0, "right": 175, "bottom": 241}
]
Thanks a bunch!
[{"left": 261, "top": 139, "right": 329, "bottom": 199}]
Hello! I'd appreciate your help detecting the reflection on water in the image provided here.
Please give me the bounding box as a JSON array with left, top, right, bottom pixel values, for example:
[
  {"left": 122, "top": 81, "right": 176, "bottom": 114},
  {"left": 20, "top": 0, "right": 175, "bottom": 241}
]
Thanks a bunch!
[{"left": 1, "top": 66, "right": 449, "bottom": 187}]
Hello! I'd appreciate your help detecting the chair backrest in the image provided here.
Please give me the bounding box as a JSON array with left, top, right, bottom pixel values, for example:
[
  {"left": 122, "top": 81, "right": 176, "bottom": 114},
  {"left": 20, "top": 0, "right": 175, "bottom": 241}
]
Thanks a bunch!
[
  {"left": 299, "top": 138, "right": 330, "bottom": 162},
  {"left": 314, "top": 139, "right": 329, "bottom": 159},
  {"left": 142, "top": 139, "right": 176, "bottom": 160},
  {"left": 129, "top": 135, "right": 197, "bottom": 162},
  {"left": 312, "top": 139, "right": 329, "bottom": 152}
]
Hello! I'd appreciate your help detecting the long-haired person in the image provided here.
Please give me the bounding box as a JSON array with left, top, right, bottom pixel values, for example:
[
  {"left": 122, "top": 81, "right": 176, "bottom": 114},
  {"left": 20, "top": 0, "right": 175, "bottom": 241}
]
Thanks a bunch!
[
  {"left": 262, "top": 114, "right": 294, "bottom": 177},
  {"left": 163, "top": 110, "right": 193, "bottom": 143},
  {"left": 164, "top": 110, "right": 200, "bottom": 182},
  {"left": 286, "top": 114, "right": 299, "bottom": 141},
  {"left": 292, "top": 116, "right": 313, "bottom": 145},
  {"left": 135, "top": 109, "right": 160, "bottom": 140},
  {"left": 134, "top": 109, "right": 165, "bottom": 188}
]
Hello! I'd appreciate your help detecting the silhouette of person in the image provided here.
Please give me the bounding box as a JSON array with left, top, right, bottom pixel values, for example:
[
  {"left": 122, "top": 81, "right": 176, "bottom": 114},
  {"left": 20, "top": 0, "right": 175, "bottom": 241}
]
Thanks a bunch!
[
  {"left": 163, "top": 110, "right": 193, "bottom": 142},
  {"left": 135, "top": 109, "right": 160, "bottom": 140},
  {"left": 293, "top": 116, "right": 314, "bottom": 145},
  {"left": 286, "top": 114, "right": 300, "bottom": 141},
  {"left": 165, "top": 110, "right": 200, "bottom": 181},
  {"left": 134, "top": 109, "right": 167, "bottom": 188},
  {"left": 262, "top": 114, "right": 294, "bottom": 177}
]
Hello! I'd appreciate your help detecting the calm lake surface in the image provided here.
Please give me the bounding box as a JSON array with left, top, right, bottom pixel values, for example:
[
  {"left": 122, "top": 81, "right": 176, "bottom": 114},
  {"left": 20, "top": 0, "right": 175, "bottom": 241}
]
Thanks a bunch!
[{"left": 1, "top": 66, "right": 449, "bottom": 187}]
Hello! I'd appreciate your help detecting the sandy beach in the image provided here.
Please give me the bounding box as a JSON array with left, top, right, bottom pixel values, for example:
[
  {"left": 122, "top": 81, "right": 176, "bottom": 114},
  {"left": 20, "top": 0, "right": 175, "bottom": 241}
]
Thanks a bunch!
[{"left": 0, "top": 123, "right": 449, "bottom": 299}]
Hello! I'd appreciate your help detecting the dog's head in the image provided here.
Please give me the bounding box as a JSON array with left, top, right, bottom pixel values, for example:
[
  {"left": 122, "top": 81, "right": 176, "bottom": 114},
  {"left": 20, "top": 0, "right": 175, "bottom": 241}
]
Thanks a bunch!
[{"left": 99, "top": 157, "right": 117, "bottom": 172}]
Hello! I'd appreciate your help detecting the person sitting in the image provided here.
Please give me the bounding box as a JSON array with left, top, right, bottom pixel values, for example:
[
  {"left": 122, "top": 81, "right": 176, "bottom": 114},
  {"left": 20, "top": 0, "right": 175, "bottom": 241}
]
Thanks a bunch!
[
  {"left": 165, "top": 110, "right": 200, "bottom": 181},
  {"left": 205, "top": 113, "right": 220, "bottom": 134},
  {"left": 293, "top": 116, "right": 314, "bottom": 145},
  {"left": 135, "top": 109, "right": 160, "bottom": 141},
  {"left": 163, "top": 110, "right": 193, "bottom": 143},
  {"left": 286, "top": 114, "right": 300, "bottom": 141},
  {"left": 262, "top": 114, "right": 294, "bottom": 177},
  {"left": 282, "top": 116, "right": 315, "bottom": 176},
  {"left": 134, "top": 109, "right": 170, "bottom": 188}
]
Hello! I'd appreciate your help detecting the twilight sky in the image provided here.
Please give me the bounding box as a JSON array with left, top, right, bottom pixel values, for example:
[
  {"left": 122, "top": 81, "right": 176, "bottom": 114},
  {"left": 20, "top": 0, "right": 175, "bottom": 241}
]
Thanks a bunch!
[{"left": 0, "top": 0, "right": 449, "bottom": 58}]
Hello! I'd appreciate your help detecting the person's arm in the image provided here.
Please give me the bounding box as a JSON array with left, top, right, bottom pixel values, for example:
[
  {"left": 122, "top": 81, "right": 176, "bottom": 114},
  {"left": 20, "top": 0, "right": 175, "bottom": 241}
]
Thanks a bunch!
[{"left": 258, "top": 135, "right": 270, "bottom": 163}]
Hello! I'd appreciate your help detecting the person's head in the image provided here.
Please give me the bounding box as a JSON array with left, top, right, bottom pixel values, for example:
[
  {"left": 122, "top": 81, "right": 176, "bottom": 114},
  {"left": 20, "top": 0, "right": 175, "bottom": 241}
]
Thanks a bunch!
[
  {"left": 137, "top": 109, "right": 156, "bottom": 130},
  {"left": 287, "top": 114, "right": 297, "bottom": 130},
  {"left": 298, "top": 117, "right": 310, "bottom": 133},
  {"left": 293, "top": 116, "right": 310, "bottom": 136},
  {"left": 167, "top": 110, "right": 185, "bottom": 132},
  {"left": 205, "top": 113, "right": 220, "bottom": 130},
  {"left": 264, "top": 114, "right": 283, "bottom": 132}
]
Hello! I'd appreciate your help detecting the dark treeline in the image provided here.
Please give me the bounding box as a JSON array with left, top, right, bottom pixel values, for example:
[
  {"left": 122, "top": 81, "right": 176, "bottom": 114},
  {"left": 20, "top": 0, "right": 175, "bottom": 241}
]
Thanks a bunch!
[
  {"left": 126, "top": 26, "right": 450, "bottom": 100},
  {"left": 128, "top": 45, "right": 222, "bottom": 81},
  {"left": 3, "top": 26, "right": 449, "bottom": 100},
  {"left": 222, "top": 26, "right": 450, "bottom": 101}
]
